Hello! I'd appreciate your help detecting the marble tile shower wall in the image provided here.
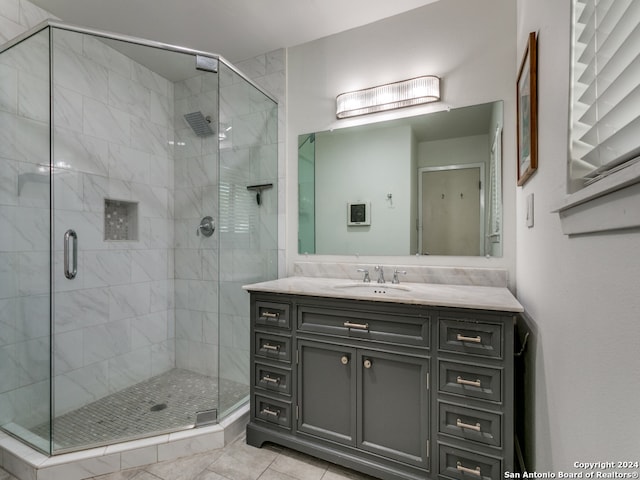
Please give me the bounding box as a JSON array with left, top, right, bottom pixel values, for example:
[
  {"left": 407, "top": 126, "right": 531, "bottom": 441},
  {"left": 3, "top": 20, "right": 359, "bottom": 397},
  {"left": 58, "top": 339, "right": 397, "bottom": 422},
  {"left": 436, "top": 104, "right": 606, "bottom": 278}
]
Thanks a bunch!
[
  {"left": 173, "top": 71, "right": 219, "bottom": 379},
  {"left": 0, "top": 0, "right": 53, "bottom": 45}
]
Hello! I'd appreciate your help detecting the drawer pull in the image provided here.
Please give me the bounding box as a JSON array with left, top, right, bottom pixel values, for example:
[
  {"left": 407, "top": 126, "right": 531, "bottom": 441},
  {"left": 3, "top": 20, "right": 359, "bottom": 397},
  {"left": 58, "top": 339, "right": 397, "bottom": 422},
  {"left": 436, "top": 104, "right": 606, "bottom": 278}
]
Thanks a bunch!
[
  {"left": 456, "top": 418, "right": 482, "bottom": 432},
  {"left": 262, "top": 343, "right": 281, "bottom": 352},
  {"left": 457, "top": 462, "right": 482, "bottom": 477},
  {"left": 341, "top": 355, "right": 350, "bottom": 365},
  {"left": 261, "top": 407, "right": 280, "bottom": 417},
  {"left": 343, "top": 321, "right": 369, "bottom": 330},
  {"left": 456, "top": 376, "right": 482, "bottom": 388},
  {"left": 456, "top": 333, "right": 482, "bottom": 343},
  {"left": 262, "top": 375, "right": 281, "bottom": 384},
  {"left": 261, "top": 311, "right": 280, "bottom": 319}
]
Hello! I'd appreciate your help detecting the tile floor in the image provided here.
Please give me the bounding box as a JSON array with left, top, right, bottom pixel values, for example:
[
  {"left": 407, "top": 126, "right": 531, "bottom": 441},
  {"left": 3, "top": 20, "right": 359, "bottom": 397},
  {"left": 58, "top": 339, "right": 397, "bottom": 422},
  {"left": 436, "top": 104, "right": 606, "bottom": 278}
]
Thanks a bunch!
[{"left": 0, "top": 433, "right": 381, "bottom": 480}]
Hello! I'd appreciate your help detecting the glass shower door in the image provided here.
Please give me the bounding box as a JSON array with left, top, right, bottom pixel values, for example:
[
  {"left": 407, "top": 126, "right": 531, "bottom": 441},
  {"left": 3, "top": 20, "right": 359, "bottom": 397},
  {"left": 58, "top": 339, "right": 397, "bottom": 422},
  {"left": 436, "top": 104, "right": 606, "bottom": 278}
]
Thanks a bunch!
[{"left": 49, "top": 26, "right": 221, "bottom": 452}]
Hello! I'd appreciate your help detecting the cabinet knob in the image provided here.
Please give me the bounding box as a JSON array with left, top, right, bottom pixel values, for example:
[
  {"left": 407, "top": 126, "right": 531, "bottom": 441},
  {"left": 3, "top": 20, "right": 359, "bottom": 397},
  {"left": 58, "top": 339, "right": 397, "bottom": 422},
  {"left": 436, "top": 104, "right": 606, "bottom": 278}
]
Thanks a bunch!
[
  {"left": 363, "top": 359, "right": 372, "bottom": 369},
  {"left": 341, "top": 355, "right": 349, "bottom": 365}
]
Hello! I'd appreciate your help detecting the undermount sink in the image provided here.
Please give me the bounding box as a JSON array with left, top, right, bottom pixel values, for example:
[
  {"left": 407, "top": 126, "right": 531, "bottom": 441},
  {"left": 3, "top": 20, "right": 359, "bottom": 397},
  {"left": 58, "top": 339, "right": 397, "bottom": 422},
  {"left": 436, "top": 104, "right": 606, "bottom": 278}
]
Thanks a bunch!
[{"left": 332, "top": 282, "right": 412, "bottom": 293}]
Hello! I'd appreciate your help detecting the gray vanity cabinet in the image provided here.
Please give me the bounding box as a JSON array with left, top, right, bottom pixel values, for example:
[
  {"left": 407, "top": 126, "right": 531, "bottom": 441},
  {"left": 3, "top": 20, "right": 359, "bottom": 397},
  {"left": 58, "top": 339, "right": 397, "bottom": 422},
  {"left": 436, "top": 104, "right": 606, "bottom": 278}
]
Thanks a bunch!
[
  {"left": 297, "top": 339, "right": 430, "bottom": 470},
  {"left": 247, "top": 291, "right": 515, "bottom": 480}
]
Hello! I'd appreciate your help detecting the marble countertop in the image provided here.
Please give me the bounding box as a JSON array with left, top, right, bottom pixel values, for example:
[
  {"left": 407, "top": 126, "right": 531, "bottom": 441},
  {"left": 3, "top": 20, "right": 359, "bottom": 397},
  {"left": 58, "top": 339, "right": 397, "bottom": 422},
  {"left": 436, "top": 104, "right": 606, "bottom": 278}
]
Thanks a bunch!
[{"left": 243, "top": 276, "right": 523, "bottom": 313}]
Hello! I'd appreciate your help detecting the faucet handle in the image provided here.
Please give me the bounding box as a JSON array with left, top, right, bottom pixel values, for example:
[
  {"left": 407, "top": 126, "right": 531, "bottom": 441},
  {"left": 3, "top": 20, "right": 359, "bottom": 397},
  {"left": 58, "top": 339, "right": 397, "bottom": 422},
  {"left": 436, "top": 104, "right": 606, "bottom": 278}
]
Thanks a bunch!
[
  {"left": 356, "top": 268, "right": 371, "bottom": 283},
  {"left": 392, "top": 269, "right": 407, "bottom": 284},
  {"left": 374, "top": 265, "right": 385, "bottom": 283}
]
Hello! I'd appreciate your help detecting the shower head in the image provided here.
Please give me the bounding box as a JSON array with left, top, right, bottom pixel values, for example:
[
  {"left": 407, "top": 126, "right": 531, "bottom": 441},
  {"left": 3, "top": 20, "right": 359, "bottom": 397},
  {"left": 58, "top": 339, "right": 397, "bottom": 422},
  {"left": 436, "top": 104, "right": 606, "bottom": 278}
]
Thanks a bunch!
[{"left": 184, "top": 111, "right": 214, "bottom": 137}]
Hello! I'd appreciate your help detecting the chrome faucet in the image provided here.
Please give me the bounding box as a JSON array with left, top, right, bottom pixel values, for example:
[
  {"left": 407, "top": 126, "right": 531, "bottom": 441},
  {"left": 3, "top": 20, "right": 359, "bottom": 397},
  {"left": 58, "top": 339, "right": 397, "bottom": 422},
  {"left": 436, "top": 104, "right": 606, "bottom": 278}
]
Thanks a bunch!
[
  {"left": 392, "top": 269, "right": 407, "bottom": 284},
  {"left": 375, "top": 265, "right": 385, "bottom": 283},
  {"left": 357, "top": 268, "right": 371, "bottom": 283}
]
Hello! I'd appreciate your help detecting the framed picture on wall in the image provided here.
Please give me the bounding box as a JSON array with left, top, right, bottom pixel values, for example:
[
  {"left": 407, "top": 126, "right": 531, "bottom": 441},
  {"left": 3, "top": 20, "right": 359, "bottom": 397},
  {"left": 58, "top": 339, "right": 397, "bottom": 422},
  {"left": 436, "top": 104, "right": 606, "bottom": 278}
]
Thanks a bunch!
[{"left": 516, "top": 31, "right": 538, "bottom": 186}]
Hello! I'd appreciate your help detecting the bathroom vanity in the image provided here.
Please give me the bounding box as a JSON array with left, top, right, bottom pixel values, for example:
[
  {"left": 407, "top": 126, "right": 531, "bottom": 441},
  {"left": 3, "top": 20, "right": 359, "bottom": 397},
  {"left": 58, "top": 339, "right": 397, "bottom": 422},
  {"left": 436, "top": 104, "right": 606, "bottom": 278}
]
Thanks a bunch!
[{"left": 244, "top": 275, "right": 523, "bottom": 480}]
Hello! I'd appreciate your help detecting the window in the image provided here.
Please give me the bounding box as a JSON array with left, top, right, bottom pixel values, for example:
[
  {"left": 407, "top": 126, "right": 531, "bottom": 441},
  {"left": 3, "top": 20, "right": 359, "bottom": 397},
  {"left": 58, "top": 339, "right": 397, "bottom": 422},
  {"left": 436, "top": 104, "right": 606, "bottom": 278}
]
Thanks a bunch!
[
  {"left": 568, "top": 0, "right": 640, "bottom": 192},
  {"left": 556, "top": 0, "right": 640, "bottom": 235}
]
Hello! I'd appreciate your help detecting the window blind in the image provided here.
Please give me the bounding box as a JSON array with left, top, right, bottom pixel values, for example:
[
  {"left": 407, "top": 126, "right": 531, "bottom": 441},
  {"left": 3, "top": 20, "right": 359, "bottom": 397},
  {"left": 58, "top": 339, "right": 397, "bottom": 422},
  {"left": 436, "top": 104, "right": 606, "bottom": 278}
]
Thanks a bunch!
[
  {"left": 219, "top": 167, "right": 252, "bottom": 235},
  {"left": 569, "top": 0, "right": 640, "bottom": 187}
]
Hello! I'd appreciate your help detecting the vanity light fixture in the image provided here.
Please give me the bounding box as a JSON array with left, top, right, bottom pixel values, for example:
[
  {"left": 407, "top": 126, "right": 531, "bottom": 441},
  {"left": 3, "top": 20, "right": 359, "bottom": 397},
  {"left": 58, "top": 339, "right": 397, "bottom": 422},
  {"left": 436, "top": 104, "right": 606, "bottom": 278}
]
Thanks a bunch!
[{"left": 336, "top": 75, "right": 440, "bottom": 119}]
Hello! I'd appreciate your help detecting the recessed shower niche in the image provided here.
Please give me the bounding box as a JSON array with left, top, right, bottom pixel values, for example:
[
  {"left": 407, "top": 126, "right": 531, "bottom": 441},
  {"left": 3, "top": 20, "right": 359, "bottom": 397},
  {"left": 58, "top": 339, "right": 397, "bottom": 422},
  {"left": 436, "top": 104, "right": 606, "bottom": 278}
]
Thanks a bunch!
[{"left": 104, "top": 199, "right": 139, "bottom": 241}]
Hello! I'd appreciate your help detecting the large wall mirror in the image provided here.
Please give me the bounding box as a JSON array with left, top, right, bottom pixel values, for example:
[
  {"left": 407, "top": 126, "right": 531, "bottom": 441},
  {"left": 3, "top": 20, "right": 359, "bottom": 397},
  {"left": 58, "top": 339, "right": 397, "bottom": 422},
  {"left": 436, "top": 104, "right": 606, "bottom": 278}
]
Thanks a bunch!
[{"left": 298, "top": 101, "right": 503, "bottom": 257}]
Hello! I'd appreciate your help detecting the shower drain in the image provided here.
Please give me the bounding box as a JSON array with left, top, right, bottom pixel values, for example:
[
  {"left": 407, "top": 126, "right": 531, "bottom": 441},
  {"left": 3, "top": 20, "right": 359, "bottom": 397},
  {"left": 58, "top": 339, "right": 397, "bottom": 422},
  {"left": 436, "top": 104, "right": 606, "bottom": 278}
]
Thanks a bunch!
[{"left": 150, "top": 403, "right": 167, "bottom": 412}]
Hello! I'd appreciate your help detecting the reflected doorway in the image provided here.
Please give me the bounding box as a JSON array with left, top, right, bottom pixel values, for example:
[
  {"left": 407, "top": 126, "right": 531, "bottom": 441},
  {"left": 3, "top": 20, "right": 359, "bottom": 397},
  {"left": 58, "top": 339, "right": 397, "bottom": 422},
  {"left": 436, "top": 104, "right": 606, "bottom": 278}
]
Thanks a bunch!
[{"left": 418, "top": 164, "right": 485, "bottom": 255}]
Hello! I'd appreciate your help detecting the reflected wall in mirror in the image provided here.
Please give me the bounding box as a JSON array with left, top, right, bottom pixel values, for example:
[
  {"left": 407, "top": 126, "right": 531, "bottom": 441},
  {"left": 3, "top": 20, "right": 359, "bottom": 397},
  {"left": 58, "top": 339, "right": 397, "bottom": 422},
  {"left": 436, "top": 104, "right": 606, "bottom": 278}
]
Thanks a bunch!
[{"left": 298, "top": 101, "right": 503, "bottom": 257}]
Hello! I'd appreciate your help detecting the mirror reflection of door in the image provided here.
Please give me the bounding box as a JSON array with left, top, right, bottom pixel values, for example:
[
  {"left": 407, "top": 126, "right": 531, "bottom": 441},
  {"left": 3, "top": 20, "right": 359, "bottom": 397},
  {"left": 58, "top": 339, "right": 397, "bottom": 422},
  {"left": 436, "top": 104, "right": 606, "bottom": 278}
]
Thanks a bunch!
[{"left": 419, "top": 165, "right": 484, "bottom": 256}]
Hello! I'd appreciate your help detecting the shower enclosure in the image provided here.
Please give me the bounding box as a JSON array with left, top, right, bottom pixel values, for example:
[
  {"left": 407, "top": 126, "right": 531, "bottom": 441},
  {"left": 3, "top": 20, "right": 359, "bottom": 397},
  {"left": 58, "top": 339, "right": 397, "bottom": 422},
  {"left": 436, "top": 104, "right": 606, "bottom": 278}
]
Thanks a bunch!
[{"left": 0, "top": 21, "right": 278, "bottom": 454}]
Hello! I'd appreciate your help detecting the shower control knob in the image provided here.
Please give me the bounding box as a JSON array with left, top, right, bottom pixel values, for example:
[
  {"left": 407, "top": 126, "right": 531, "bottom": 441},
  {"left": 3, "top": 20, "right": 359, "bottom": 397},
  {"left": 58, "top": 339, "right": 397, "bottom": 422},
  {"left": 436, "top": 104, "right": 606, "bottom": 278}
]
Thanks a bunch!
[{"left": 197, "top": 216, "right": 215, "bottom": 237}]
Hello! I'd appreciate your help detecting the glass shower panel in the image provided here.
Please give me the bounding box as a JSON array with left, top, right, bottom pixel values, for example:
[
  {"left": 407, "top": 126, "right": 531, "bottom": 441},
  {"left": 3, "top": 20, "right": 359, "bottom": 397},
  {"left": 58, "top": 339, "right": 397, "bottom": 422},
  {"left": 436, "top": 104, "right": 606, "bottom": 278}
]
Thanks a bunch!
[
  {"left": 172, "top": 55, "right": 221, "bottom": 426},
  {"left": 0, "top": 28, "right": 52, "bottom": 454},
  {"left": 49, "top": 26, "right": 220, "bottom": 452},
  {"left": 217, "top": 62, "right": 279, "bottom": 418}
]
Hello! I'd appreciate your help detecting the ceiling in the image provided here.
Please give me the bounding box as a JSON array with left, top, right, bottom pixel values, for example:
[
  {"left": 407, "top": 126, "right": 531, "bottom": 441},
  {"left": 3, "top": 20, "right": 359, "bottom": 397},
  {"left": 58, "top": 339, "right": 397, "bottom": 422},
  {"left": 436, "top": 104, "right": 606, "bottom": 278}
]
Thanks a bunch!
[{"left": 30, "top": 0, "right": 441, "bottom": 63}]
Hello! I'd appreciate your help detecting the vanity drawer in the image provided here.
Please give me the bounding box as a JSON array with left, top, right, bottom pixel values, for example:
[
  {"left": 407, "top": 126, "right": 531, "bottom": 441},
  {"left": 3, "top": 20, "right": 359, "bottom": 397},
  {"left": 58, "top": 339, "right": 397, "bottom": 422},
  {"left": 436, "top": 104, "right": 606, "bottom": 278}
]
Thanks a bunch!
[
  {"left": 438, "top": 443, "right": 502, "bottom": 480},
  {"left": 254, "top": 362, "right": 292, "bottom": 396},
  {"left": 254, "top": 332, "right": 291, "bottom": 363},
  {"left": 254, "top": 395, "right": 291, "bottom": 429},
  {"left": 438, "top": 401, "right": 502, "bottom": 447},
  {"left": 439, "top": 317, "right": 502, "bottom": 359},
  {"left": 297, "top": 305, "right": 429, "bottom": 348},
  {"left": 255, "top": 301, "right": 291, "bottom": 330},
  {"left": 439, "top": 360, "right": 502, "bottom": 403}
]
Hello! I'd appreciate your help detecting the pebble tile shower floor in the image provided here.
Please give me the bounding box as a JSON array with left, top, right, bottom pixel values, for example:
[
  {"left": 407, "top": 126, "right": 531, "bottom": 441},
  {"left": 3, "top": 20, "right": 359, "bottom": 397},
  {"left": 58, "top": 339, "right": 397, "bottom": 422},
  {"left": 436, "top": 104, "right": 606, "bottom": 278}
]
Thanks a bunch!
[{"left": 32, "top": 369, "right": 247, "bottom": 451}]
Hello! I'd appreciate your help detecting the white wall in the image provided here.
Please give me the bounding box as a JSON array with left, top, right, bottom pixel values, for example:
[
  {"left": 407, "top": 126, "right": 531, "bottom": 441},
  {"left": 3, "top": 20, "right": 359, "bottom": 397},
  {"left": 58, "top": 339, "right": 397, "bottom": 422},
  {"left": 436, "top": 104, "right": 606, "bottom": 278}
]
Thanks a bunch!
[
  {"left": 287, "top": 0, "right": 517, "bottom": 284},
  {"left": 515, "top": 0, "right": 640, "bottom": 470}
]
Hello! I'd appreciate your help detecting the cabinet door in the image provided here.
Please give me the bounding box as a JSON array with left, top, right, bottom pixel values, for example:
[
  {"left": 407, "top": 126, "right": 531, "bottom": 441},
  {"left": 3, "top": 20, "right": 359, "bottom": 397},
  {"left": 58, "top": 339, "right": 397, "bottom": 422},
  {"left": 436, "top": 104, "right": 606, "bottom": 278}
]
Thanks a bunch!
[
  {"left": 358, "top": 350, "right": 430, "bottom": 470},
  {"left": 297, "top": 340, "right": 356, "bottom": 445}
]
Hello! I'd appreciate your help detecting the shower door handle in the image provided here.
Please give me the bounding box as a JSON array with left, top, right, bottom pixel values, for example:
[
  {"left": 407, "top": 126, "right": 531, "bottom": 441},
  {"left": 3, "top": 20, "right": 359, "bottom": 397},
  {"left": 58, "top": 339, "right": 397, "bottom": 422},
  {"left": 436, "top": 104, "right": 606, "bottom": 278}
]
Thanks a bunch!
[{"left": 64, "top": 229, "right": 77, "bottom": 279}]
